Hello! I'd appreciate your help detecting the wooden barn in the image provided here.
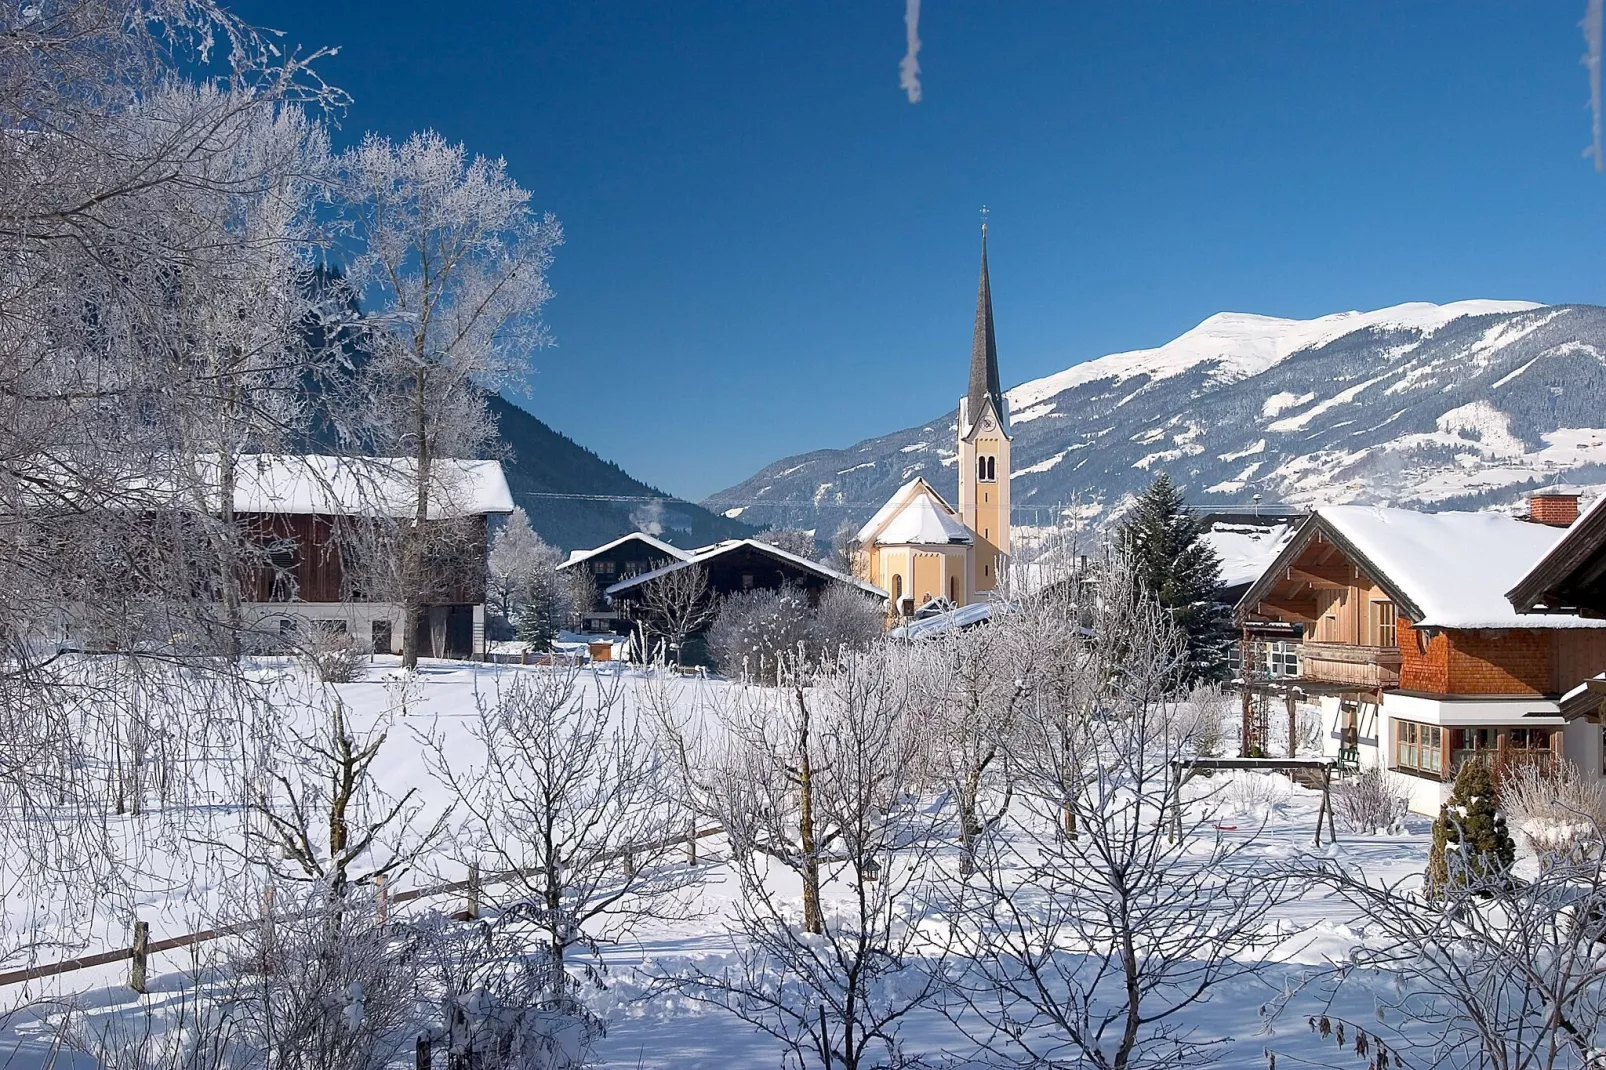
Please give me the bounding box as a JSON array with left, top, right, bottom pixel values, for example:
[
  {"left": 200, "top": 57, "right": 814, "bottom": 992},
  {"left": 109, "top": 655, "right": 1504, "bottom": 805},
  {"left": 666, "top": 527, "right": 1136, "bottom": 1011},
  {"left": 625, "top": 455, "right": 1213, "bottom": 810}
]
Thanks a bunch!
[{"left": 232, "top": 455, "right": 513, "bottom": 658}]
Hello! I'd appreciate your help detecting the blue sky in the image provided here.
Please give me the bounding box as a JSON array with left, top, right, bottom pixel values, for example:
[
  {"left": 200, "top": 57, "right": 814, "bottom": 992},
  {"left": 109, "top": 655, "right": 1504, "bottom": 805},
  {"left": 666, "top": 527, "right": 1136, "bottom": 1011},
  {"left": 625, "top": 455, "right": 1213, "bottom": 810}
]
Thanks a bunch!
[{"left": 236, "top": 2, "right": 1606, "bottom": 502}]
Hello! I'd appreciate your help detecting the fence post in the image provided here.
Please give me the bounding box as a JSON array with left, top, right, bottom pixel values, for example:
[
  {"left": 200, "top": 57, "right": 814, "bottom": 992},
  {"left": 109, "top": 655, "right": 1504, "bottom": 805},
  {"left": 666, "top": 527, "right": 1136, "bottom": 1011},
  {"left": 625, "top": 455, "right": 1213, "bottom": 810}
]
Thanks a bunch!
[
  {"left": 686, "top": 824, "right": 698, "bottom": 866},
  {"left": 376, "top": 874, "right": 389, "bottom": 925},
  {"left": 129, "top": 919, "right": 149, "bottom": 994},
  {"left": 1286, "top": 691, "right": 1298, "bottom": 758},
  {"left": 465, "top": 863, "right": 480, "bottom": 920}
]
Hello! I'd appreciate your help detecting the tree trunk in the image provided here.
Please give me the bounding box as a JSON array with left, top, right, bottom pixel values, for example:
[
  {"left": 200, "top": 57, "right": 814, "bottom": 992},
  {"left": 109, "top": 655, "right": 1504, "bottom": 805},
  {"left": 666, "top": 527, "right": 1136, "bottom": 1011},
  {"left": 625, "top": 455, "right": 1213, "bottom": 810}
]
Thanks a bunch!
[
  {"left": 796, "top": 692, "right": 824, "bottom": 934},
  {"left": 401, "top": 367, "right": 431, "bottom": 670}
]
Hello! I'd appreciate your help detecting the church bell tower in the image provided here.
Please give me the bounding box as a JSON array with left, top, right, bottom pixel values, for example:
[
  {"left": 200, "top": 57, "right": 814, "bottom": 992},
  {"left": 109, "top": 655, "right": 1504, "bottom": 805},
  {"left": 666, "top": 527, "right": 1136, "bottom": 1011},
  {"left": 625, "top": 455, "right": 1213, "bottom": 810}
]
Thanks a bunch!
[{"left": 956, "top": 216, "right": 1011, "bottom": 592}]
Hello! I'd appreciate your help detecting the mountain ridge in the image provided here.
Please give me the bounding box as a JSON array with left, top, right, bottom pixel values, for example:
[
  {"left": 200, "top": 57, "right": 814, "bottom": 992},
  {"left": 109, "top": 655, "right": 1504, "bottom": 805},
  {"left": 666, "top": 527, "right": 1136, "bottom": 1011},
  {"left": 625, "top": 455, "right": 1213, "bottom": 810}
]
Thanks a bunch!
[{"left": 708, "top": 300, "right": 1606, "bottom": 538}]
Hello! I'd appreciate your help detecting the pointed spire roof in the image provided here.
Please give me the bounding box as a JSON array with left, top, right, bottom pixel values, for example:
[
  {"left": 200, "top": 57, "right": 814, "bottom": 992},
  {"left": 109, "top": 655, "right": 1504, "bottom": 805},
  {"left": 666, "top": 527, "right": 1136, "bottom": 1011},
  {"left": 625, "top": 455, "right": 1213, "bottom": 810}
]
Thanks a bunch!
[{"left": 965, "top": 221, "right": 1008, "bottom": 437}]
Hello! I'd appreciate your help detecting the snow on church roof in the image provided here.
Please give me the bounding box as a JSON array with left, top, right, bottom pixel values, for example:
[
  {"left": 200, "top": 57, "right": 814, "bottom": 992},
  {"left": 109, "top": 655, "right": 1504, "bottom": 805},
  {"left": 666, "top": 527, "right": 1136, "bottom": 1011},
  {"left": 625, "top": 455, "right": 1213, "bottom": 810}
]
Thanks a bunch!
[
  {"left": 876, "top": 494, "right": 973, "bottom": 546},
  {"left": 855, "top": 478, "right": 972, "bottom": 546},
  {"left": 1315, "top": 506, "right": 1606, "bottom": 630}
]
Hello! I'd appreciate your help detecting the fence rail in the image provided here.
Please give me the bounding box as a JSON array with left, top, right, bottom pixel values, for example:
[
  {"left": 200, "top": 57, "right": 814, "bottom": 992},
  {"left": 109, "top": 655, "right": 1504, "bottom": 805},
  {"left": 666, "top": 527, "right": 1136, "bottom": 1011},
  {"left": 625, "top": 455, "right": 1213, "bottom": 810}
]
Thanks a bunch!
[{"left": 0, "top": 825, "right": 725, "bottom": 992}]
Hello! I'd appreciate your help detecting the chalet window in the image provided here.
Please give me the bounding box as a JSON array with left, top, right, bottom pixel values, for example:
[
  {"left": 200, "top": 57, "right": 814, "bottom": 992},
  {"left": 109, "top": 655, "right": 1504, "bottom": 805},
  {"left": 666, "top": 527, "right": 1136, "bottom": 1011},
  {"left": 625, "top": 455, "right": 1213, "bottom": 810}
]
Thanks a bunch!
[
  {"left": 1450, "top": 727, "right": 1495, "bottom": 771},
  {"left": 1372, "top": 601, "right": 1397, "bottom": 648},
  {"left": 1509, "top": 727, "right": 1553, "bottom": 751},
  {"left": 742, "top": 573, "right": 755, "bottom": 590},
  {"left": 595, "top": 560, "right": 616, "bottom": 576},
  {"left": 1394, "top": 718, "right": 1443, "bottom": 778}
]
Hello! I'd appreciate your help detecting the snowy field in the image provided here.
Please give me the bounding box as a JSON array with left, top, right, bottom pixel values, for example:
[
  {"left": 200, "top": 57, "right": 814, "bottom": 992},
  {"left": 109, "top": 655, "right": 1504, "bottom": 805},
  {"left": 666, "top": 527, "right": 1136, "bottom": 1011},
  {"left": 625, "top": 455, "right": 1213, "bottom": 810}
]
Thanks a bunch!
[{"left": 0, "top": 658, "right": 1446, "bottom": 1069}]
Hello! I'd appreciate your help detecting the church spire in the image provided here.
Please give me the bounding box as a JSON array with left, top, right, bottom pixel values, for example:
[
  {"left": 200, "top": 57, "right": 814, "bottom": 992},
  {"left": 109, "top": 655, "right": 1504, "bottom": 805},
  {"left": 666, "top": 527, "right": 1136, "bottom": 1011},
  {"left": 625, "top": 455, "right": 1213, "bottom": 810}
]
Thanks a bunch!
[{"left": 966, "top": 213, "right": 1004, "bottom": 436}]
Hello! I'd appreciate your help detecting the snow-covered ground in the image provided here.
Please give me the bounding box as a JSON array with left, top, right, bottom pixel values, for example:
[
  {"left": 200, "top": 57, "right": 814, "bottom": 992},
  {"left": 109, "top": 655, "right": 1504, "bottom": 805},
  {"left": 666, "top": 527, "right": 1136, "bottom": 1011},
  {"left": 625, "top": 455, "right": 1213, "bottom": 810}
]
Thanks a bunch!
[{"left": 0, "top": 659, "right": 1439, "bottom": 1068}]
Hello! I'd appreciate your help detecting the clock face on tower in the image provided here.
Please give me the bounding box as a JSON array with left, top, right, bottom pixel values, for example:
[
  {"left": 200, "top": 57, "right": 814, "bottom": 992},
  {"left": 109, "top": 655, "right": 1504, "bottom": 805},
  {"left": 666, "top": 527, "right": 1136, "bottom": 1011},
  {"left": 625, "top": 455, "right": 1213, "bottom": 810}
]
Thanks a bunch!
[{"left": 981, "top": 415, "right": 996, "bottom": 432}]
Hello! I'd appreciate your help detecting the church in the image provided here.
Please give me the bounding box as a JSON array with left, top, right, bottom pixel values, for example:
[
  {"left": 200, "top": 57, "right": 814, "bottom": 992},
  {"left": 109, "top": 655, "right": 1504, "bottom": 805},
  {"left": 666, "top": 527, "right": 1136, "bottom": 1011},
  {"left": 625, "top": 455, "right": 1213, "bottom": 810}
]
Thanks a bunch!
[{"left": 854, "top": 226, "right": 1012, "bottom": 615}]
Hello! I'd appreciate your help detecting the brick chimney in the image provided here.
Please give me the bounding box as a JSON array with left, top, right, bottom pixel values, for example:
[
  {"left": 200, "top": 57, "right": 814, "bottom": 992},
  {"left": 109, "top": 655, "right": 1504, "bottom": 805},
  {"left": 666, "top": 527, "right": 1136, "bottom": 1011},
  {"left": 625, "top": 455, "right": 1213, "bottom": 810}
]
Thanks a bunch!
[{"left": 1529, "top": 489, "right": 1580, "bottom": 527}]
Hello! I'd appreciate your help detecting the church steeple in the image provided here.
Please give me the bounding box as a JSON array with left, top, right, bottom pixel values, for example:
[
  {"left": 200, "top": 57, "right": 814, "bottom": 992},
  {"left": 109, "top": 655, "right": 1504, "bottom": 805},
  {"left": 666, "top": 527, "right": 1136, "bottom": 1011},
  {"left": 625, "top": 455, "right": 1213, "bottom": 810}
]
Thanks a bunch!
[{"left": 965, "top": 218, "right": 1007, "bottom": 439}]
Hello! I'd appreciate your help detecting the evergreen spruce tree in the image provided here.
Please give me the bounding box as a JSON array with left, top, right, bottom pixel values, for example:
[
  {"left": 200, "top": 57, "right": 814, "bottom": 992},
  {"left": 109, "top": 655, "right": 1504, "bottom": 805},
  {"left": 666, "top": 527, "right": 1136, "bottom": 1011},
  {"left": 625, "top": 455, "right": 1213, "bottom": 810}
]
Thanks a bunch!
[
  {"left": 1119, "top": 474, "right": 1232, "bottom": 683},
  {"left": 1427, "top": 759, "right": 1516, "bottom": 894},
  {"left": 514, "top": 579, "right": 561, "bottom": 653}
]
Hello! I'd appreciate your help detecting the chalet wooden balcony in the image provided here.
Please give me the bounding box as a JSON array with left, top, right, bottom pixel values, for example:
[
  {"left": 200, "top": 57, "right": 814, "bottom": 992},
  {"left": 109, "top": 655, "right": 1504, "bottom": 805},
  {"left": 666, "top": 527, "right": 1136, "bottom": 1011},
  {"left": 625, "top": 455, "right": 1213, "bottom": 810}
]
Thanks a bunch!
[{"left": 1300, "top": 641, "right": 1402, "bottom": 688}]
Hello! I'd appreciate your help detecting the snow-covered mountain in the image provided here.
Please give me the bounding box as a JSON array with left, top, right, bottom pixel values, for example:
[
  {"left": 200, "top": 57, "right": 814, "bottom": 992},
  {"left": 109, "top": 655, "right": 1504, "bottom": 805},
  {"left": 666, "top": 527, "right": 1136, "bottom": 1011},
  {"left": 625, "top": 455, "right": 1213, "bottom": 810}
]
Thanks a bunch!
[{"left": 709, "top": 301, "right": 1606, "bottom": 536}]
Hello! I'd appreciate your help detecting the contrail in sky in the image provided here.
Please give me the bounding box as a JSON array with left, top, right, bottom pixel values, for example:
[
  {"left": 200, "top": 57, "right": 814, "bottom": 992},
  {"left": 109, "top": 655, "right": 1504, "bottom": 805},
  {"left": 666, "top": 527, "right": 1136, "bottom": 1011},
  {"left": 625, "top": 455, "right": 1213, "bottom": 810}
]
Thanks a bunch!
[{"left": 901, "top": 0, "right": 922, "bottom": 103}]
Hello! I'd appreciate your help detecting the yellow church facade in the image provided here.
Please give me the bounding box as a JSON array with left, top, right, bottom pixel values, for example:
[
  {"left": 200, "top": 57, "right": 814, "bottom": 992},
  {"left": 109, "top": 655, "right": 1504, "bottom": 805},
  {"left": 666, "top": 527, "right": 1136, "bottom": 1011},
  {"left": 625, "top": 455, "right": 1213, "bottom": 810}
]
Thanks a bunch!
[{"left": 854, "top": 229, "right": 1012, "bottom": 615}]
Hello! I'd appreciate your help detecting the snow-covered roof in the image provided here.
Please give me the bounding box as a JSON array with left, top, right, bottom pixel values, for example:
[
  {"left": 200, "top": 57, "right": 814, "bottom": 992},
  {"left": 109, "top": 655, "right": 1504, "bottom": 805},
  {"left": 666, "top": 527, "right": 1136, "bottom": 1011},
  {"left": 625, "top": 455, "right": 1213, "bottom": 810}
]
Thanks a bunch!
[
  {"left": 889, "top": 601, "right": 995, "bottom": 640},
  {"left": 232, "top": 455, "right": 513, "bottom": 519},
  {"left": 877, "top": 494, "right": 973, "bottom": 546},
  {"left": 1315, "top": 506, "right": 1606, "bottom": 630},
  {"left": 855, "top": 478, "right": 971, "bottom": 546},
  {"left": 605, "top": 538, "right": 887, "bottom": 599},
  {"left": 557, "top": 531, "right": 692, "bottom": 571},
  {"left": 1207, "top": 520, "right": 1299, "bottom": 589}
]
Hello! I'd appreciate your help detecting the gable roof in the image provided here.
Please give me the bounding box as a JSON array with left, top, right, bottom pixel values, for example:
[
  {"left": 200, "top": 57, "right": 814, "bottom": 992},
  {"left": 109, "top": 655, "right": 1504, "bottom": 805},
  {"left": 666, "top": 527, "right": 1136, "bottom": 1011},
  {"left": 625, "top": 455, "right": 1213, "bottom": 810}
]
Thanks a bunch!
[
  {"left": 233, "top": 455, "right": 513, "bottom": 519},
  {"left": 855, "top": 478, "right": 971, "bottom": 546},
  {"left": 1238, "top": 506, "right": 1606, "bottom": 631},
  {"left": 604, "top": 538, "right": 887, "bottom": 599},
  {"left": 558, "top": 531, "right": 693, "bottom": 571},
  {"left": 1507, "top": 493, "right": 1606, "bottom": 614}
]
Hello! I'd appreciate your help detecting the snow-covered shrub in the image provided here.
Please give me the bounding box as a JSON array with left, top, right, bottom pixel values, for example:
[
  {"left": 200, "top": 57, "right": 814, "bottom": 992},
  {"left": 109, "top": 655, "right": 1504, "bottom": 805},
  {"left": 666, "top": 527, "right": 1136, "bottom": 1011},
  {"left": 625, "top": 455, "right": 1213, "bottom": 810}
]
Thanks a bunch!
[
  {"left": 208, "top": 890, "right": 418, "bottom": 1070},
  {"left": 705, "top": 586, "right": 810, "bottom": 682},
  {"left": 1332, "top": 765, "right": 1409, "bottom": 834},
  {"left": 414, "top": 912, "right": 603, "bottom": 1070},
  {"left": 1295, "top": 704, "right": 1324, "bottom": 754},
  {"left": 1216, "top": 770, "right": 1295, "bottom": 817},
  {"left": 805, "top": 583, "right": 885, "bottom": 660},
  {"left": 1170, "top": 684, "right": 1228, "bottom": 756},
  {"left": 1500, "top": 758, "right": 1606, "bottom": 860},
  {"left": 303, "top": 627, "right": 371, "bottom": 684}
]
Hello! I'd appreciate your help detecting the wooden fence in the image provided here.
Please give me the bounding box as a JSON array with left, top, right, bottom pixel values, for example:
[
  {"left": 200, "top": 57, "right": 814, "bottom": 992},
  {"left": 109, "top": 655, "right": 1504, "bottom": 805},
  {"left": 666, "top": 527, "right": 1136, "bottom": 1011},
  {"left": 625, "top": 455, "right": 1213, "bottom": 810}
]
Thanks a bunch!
[{"left": 0, "top": 825, "right": 725, "bottom": 993}]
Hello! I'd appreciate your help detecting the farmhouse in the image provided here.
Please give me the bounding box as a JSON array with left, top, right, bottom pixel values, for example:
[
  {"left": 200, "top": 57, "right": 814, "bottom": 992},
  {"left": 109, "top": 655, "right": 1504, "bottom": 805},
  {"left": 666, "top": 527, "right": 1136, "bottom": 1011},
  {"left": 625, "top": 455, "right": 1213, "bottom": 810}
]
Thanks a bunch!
[
  {"left": 1236, "top": 493, "right": 1606, "bottom": 814},
  {"left": 232, "top": 454, "right": 512, "bottom": 659},
  {"left": 557, "top": 531, "right": 693, "bottom": 635}
]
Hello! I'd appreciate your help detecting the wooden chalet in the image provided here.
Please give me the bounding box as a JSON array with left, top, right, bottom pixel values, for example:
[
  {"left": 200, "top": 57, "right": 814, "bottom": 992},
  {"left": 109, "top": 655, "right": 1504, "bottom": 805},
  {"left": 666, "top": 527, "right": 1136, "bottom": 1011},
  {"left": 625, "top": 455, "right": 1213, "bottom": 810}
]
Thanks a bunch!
[
  {"left": 1510, "top": 489, "right": 1606, "bottom": 735},
  {"left": 604, "top": 538, "right": 887, "bottom": 660},
  {"left": 1237, "top": 494, "right": 1606, "bottom": 814},
  {"left": 556, "top": 531, "right": 693, "bottom": 635}
]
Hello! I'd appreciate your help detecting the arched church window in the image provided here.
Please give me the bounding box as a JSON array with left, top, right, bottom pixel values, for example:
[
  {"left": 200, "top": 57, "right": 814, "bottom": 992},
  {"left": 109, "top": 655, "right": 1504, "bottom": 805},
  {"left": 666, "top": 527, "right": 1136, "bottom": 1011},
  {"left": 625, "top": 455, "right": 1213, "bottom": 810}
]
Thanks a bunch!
[
  {"left": 986, "top": 456, "right": 996, "bottom": 481},
  {"left": 892, "top": 574, "right": 903, "bottom": 600},
  {"left": 950, "top": 576, "right": 957, "bottom": 602},
  {"left": 977, "top": 456, "right": 987, "bottom": 482}
]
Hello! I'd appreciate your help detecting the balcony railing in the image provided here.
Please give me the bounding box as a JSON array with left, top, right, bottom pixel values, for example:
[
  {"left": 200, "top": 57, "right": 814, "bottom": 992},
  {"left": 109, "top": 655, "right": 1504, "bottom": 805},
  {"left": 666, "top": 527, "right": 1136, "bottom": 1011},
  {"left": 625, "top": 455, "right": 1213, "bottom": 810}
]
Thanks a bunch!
[{"left": 1300, "top": 642, "right": 1402, "bottom": 688}]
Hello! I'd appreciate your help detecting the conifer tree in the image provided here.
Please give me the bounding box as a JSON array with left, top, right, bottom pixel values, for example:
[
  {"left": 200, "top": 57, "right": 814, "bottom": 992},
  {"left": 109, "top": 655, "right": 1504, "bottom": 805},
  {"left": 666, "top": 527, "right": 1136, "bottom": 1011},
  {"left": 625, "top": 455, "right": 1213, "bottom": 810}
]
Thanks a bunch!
[
  {"left": 1119, "top": 474, "right": 1231, "bottom": 683},
  {"left": 514, "top": 583, "right": 562, "bottom": 653},
  {"left": 1427, "top": 759, "right": 1516, "bottom": 893}
]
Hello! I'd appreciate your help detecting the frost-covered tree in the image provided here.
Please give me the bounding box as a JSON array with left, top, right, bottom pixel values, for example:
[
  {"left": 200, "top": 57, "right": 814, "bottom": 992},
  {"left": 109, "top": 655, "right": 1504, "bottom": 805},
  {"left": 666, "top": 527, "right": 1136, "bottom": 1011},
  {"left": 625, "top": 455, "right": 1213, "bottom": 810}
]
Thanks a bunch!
[
  {"left": 488, "top": 507, "right": 551, "bottom": 623},
  {"left": 421, "top": 668, "right": 698, "bottom": 998},
  {"left": 757, "top": 527, "right": 820, "bottom": 560},
  {"left": 1293, "top": 806, "right": 1606, "bottom": 1070},
  {"left": 1119, "top": 473, "right": 1231, "bottom": 683},
  {"left": 656, "top": 648, "right": 949, "bottom": 1070},
  {"left": 947, "top": 556, "right": 1286, "bottom": 1070},
  {"left": 341, "top": 131, "right": 562, "bottom": 669},
  {"left": 638, "top": 563, "right": 715, "bottom": 667}
]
